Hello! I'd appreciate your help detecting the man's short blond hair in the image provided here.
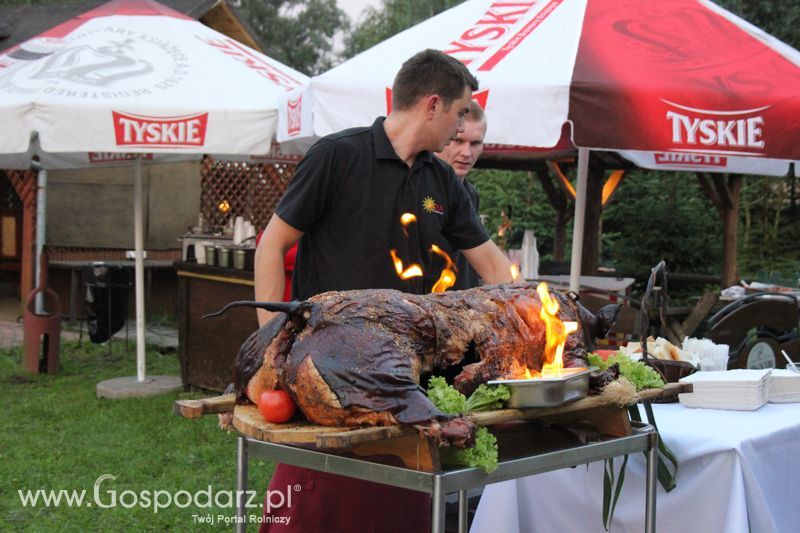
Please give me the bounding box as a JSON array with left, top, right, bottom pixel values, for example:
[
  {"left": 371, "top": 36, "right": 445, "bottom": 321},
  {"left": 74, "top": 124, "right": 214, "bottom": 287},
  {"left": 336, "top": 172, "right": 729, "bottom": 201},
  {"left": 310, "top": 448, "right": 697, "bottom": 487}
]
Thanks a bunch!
[{"left": 466, "top": 100, "right": 485, "bottom": 124}]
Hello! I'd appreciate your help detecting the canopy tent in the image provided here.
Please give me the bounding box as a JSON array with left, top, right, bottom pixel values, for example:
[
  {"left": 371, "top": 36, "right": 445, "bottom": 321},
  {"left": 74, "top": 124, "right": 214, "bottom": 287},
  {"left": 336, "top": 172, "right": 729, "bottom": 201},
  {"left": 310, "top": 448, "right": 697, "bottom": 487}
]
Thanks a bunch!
[
  {"left": 0, "top": 0, "right": 309, "bottom": 381},
  {"left": 277, "top": 0, "right": 800, "bottom": 290}
]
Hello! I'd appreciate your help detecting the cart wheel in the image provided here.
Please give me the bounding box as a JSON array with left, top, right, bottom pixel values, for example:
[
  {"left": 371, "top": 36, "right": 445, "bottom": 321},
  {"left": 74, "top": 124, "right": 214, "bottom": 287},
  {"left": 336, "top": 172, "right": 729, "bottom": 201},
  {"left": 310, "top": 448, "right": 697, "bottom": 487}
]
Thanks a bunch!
[{"left": 737, "top": 336, "right": 780, "bottom": 369}]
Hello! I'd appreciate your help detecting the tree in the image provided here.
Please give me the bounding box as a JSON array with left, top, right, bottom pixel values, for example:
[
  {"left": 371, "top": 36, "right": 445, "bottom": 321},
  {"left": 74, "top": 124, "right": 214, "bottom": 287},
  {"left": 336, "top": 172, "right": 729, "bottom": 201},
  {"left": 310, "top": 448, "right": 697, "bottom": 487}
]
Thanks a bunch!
[
  {"left": 344, "top": 0, "right": 464, "bottom": 57},
  {"left": 602, "top": 171, "right": 723, "bottom": 277},
  {"left": 240, "top": 0, "right": 348, "bottom": 75},
  {"left": 716, "top": 0, "right": 800, "bottom": 48}
]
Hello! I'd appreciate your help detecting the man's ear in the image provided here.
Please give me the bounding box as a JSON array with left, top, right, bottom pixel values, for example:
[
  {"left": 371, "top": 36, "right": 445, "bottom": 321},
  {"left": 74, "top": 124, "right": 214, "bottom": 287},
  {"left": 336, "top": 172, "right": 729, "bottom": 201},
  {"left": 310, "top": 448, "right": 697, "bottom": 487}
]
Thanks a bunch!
[{"left": 424, "top": 94, "right": 441, "bottom": 118}]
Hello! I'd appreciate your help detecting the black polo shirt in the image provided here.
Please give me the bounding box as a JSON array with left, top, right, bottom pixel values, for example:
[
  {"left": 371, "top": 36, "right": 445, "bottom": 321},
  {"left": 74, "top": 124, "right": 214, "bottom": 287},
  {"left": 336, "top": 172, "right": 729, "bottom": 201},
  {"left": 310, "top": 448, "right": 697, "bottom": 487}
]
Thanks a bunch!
[
  {"left": 276, "top": 117, "right": 490, "bottom": 300},
  {"left": 452, "top": 178, "right": 482, "bottom": 290}
]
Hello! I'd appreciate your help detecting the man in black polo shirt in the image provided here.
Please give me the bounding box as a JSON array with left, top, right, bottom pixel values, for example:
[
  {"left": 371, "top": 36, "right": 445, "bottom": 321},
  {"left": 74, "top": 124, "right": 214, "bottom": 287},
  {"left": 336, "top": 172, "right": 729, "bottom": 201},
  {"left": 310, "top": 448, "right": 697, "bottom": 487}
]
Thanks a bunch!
[{"left": 254, "top": 49, "right": 514, "bottom": 532}]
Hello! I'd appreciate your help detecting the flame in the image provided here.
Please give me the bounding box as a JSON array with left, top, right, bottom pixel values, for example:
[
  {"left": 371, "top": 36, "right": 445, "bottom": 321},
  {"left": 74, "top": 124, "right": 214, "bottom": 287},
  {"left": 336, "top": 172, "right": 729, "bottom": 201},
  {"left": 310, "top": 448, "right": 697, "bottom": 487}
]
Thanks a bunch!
[
  {"left": 400, "top": 212, "right": 416, "bottom": 237},
  {"left": 430, "top": 244, "right": 457, "bottom": 292},
  {"left": 217, "top": 200, "right": 231, "bottom": 214},
  {"left": 505, "top": 359, "right": 536, "bottom": 379},
  {"left": 500, "top": 284, "right": 580, "bottom": 380},
  {"left": 400, "top": 213, "right": 417, "bottom": 226},
  {"left": 510, "top": 264, "right": 520, "bottom": 280},
  {"left": 390, "top": 249, "right": 422, "bottom": 279},
  {"left": 537, "top": 282, "right": 578, "bottom": 376},
  {"left": 391, "top": 215, "right": 459, "bottom": 292}
]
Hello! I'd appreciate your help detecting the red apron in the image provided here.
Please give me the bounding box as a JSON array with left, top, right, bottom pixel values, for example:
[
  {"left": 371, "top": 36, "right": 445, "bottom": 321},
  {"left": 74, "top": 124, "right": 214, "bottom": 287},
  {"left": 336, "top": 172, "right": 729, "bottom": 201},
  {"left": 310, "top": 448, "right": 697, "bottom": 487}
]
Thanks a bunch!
[{"left": 259, "top": 463, "right": 431, "bottom": 532}]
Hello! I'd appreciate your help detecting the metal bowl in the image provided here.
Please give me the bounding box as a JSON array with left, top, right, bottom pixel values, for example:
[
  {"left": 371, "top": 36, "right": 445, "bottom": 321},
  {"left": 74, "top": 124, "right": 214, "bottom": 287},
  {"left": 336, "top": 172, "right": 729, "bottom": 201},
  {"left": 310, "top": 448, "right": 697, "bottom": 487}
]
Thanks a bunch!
[{"left": 487, "top": 367, "right": 592, "bottom": 408}]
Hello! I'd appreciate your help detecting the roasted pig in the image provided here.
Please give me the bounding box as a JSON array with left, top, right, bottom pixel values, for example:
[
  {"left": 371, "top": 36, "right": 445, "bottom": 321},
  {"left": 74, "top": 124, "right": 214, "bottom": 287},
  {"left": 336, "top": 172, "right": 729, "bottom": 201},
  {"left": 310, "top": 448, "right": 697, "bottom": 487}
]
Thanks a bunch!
[{"left": 212, "top": 283, "right": 619, "bottom": 444}]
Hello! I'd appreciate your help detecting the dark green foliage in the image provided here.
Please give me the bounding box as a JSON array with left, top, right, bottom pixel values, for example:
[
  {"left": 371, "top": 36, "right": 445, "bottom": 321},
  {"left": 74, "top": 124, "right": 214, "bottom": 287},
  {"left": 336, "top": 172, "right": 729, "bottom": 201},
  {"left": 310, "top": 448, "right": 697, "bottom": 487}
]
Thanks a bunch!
[
  {"left": 739, "top": 175, "right": 800, "bottom": 281},
  {"left": 469, "top": 168, "right": 559, "bottom": 255},
  {"left": 602, "top": 171, "right": 723, "bottom": 275},
  {"left": 716, "top": 0, "right": 800, "bottom": 48},
  {"left": 344, "top": 0, "right": 465, "bottom": 58},
  {"left": 240, "top": 0, "right": 349, "bottom": 75}
]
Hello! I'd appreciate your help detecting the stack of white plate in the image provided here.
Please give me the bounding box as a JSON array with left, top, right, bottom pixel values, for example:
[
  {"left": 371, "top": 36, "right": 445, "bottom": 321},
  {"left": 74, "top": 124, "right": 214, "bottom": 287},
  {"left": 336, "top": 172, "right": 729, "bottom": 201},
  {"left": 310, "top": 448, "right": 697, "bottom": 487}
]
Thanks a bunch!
[
  {"left": 678, "top": 369, "right": 771, "bottom": 410},
  {"left": 768, "top": 368, "right": 800, "bottom": 403}
]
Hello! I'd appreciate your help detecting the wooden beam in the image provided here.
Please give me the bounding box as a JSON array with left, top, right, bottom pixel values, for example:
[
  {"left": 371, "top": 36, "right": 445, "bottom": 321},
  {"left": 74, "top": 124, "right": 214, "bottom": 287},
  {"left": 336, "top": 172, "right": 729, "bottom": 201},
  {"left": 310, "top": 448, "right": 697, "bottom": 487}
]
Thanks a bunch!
[
  {"left": 681, "top": 291, "right": 720, "bottom": 338},
  {"left": 548, "top": 161, "right": 576, "bottom": 198},
  {"left": 601, "top": 169, "right": 626, "bottom": 205},
  {"left": 711, "top": 173, "right": 733, "bottom": 210},
  {"left": 696, "top": 172, "right": 722, "bottom": 212},
  {"left": 539, "top": 162, "right": 573, "bottom": 261},
  {"left": 535, "top": 162, "right": 565, "bottom": 211},
  {"left": 581, "top": 164, "right": 604, "bottom": 275}
]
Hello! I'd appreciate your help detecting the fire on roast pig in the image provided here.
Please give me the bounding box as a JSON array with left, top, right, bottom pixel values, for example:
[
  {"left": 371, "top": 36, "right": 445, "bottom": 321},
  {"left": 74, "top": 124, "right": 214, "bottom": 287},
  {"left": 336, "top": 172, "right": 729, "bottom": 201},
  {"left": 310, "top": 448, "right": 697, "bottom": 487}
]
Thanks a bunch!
[{"left": 208, "top": 282, "right": 620, "bottom": 447}]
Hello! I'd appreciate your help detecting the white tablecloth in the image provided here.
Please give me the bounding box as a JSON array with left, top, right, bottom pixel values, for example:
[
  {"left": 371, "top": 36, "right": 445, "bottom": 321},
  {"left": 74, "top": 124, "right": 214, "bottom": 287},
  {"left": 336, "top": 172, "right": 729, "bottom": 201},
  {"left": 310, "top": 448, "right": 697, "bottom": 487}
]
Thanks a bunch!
[{"left": 471, "top": 402, "right": 800, "bottom": 533}]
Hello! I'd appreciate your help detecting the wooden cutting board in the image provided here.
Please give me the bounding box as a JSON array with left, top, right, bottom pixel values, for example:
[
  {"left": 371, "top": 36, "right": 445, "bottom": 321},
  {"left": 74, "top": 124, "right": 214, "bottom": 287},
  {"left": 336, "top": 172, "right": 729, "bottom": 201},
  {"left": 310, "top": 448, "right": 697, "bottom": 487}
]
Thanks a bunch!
[
  {"left": 232, "top": 405, "right": 349, "bottom": 444},
  {"left": 231, "top": 405, "right": 439, "bottom": 471},
  {"left": 225, "top": 382, "right": 691, "bottom": 449},
  {"left": 173, "top": 393, "right": 236, "bottom": 419}
]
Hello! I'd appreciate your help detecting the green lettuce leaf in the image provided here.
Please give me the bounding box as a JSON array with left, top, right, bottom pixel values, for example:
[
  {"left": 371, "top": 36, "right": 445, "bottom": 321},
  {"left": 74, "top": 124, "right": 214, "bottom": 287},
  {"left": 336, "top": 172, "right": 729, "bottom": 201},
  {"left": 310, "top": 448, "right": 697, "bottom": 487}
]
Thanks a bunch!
[
  {"left": 588, "top": 353, "right": 665, "bottom": 391},
  {"left": 440, "top": 427, "right": 499, "bottom": 473},
  {"left": 426, "top": 376, "right": 467, "bottom": 414},
  {"left": 465, "top": 384, "right": 511, "bottom": 412}
]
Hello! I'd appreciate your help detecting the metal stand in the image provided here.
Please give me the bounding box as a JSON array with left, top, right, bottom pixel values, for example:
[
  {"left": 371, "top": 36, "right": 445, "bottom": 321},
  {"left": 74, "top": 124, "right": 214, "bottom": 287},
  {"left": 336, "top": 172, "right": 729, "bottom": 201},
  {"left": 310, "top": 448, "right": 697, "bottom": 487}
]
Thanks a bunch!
[{"left": 234, "top": 423, "right": 658, "bottom": 533}]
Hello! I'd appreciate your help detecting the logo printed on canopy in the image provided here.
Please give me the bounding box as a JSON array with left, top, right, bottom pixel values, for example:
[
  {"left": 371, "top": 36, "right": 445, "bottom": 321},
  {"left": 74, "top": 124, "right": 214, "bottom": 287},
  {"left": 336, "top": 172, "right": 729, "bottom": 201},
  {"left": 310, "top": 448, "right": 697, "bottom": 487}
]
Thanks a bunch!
[
  {"left": 286, "top": 96, "right": 302, "bottom": 136},
  {"left": 30, "top": 38, "right": 154, "bottom": 86},
  {"left": 384, "top": 87, "right": 489, "bottom": 114},
  {"left": 440, "top": 0, "right": 563, "bottom": 71},
  {"left": 88, "top": 152, "right": 154, "bottom": 163},
  {"left": 663, "top": 100, "right": 769, "bottom": 155},
  {"left": 1, "top": 28, "right": 188, "bottom": 98},
  {"left": 201, "top": 37, "right": 302, "bottom": 92},
  {"left": 113, "top": 111, "right": 208, "bottom": 147},
  {"left": 654, "top": 153, "right": 727, "bottom": 167}
]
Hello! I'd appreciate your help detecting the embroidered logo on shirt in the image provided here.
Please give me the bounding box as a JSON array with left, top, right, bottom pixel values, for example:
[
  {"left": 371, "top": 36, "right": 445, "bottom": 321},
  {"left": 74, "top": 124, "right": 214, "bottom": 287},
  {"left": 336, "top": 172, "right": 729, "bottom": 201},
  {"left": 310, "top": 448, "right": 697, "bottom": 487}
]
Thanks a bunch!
[{"left": 423, "top": 196, "right": 444, "bottom": 215}]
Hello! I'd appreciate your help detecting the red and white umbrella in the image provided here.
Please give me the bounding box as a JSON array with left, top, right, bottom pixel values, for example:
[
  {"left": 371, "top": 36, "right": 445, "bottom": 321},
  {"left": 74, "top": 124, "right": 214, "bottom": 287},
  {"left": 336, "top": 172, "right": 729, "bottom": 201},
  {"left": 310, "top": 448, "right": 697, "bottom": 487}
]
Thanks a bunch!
[
  {"left": 278, "top": 0, "right": 800, "bottom": 289},
  {"left": 0, "top": 0, "right": 309, "bottom": 381}
]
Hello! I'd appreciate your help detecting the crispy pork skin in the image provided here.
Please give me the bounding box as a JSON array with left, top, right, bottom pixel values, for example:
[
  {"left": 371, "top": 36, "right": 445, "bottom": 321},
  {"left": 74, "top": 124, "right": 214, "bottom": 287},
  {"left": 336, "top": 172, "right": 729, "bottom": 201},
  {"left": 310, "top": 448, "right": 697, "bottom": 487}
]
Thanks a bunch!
[{"left": 230, "top": 283, "right": 619, "bottom": 443}]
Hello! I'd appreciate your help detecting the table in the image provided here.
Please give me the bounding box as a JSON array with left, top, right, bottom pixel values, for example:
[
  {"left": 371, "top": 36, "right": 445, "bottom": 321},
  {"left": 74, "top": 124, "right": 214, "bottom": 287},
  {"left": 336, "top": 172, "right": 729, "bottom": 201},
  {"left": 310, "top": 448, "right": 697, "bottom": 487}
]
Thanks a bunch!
[
  {"left": 49, "top": 259, "right": 174, "bottom": 321},
  {"left": 471, "top": 402, "right": 800, "bottom": 533},
  {"left": 234, "top": 424, "right": 658, "bottom": 533},
  {"left": 175, "top": 261, "right": 258, "bottom": 391},
  {"left": 532, "top": 274, "right": 635, "bottom": 300}
]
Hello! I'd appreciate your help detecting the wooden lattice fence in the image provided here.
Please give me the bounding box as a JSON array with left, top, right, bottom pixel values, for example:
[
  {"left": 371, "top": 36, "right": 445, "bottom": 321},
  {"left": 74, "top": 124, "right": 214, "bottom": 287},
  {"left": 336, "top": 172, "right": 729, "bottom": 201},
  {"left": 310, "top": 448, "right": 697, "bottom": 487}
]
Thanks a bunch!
[{"left": 200, "top": 156, "right": 297, "bottom": 231}]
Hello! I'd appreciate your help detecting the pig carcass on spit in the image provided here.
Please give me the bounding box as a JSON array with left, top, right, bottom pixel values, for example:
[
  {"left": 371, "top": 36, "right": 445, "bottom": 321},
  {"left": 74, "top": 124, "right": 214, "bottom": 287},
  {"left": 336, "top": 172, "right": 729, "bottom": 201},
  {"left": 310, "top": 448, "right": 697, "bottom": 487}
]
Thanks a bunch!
[{"left": 213, "top": 283, "right": 619, "bottom": 447}]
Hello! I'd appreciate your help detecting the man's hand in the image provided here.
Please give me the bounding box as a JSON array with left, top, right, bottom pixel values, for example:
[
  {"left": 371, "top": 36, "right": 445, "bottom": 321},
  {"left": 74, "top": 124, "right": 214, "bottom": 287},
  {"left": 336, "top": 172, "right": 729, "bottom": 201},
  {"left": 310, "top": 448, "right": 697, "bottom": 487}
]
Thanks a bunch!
[
  {"left": 462, "top": 240, "right": 516, "bottom": 285},
  {"left": 254, "top": 215, "right": 303, "bottom": 326}
]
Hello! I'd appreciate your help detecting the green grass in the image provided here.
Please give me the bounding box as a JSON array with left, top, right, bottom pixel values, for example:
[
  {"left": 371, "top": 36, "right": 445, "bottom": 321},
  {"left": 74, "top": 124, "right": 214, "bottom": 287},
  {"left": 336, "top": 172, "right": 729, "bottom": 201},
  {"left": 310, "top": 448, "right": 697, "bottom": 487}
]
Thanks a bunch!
[{"left": 0, "top": 341, "right": 273, "bottom": 531}]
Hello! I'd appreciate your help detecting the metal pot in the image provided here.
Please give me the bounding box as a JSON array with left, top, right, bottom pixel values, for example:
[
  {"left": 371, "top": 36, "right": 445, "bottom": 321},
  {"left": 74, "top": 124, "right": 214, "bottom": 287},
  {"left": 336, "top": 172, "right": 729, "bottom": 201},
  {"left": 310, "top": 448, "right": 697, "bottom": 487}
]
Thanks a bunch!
[
  {"left": 205, "top": 245, "right": 217, "bottom": 267},
  {"left": 233, "top": 248, "right": 256, "bottom": 270},
  {"left": 217, "top": 246, "right": 231, "bottom": 268}
]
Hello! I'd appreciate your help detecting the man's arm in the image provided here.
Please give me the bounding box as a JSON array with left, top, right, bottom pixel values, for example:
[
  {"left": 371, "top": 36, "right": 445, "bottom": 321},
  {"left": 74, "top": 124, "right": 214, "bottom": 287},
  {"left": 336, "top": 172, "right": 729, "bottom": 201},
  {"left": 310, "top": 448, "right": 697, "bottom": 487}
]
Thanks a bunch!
[
  {"left": 254, "top": 214, "right": 304, "bottom": 326},
  {"left": 462, "top": 240, "right": 515, "bottom": 284}
]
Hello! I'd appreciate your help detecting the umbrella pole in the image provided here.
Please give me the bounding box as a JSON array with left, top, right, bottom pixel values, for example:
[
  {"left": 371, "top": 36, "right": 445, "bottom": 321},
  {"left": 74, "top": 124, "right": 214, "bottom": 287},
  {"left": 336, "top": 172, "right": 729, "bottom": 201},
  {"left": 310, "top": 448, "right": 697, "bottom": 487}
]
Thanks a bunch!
[
  {"left": 569, "top": 148, "right": 589, "bottom": 292},
  {"left": 134, "top": 157, "right": 146, "bottom": 382},
  {"left": 34, "top": 165, "right": 47, "bottom": 313}
]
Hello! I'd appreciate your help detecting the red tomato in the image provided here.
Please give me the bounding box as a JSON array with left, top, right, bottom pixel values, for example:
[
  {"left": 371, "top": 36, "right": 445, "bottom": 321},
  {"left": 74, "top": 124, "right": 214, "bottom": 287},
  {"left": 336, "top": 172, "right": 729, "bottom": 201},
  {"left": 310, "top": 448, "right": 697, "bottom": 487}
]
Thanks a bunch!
[
  {"left": 258, "top": 390, "right": 296, "bottom": 423},
  {"left": 594, "top": 349, "right": 620, "bottom": 361}
]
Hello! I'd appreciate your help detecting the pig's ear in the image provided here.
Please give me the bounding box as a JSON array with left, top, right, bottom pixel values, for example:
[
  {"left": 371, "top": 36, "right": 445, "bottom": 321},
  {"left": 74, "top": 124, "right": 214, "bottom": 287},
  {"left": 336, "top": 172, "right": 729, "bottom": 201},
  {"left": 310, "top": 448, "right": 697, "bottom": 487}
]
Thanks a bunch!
[{"left": 595, "top": 304, "right": 622, "bottom": 338}]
